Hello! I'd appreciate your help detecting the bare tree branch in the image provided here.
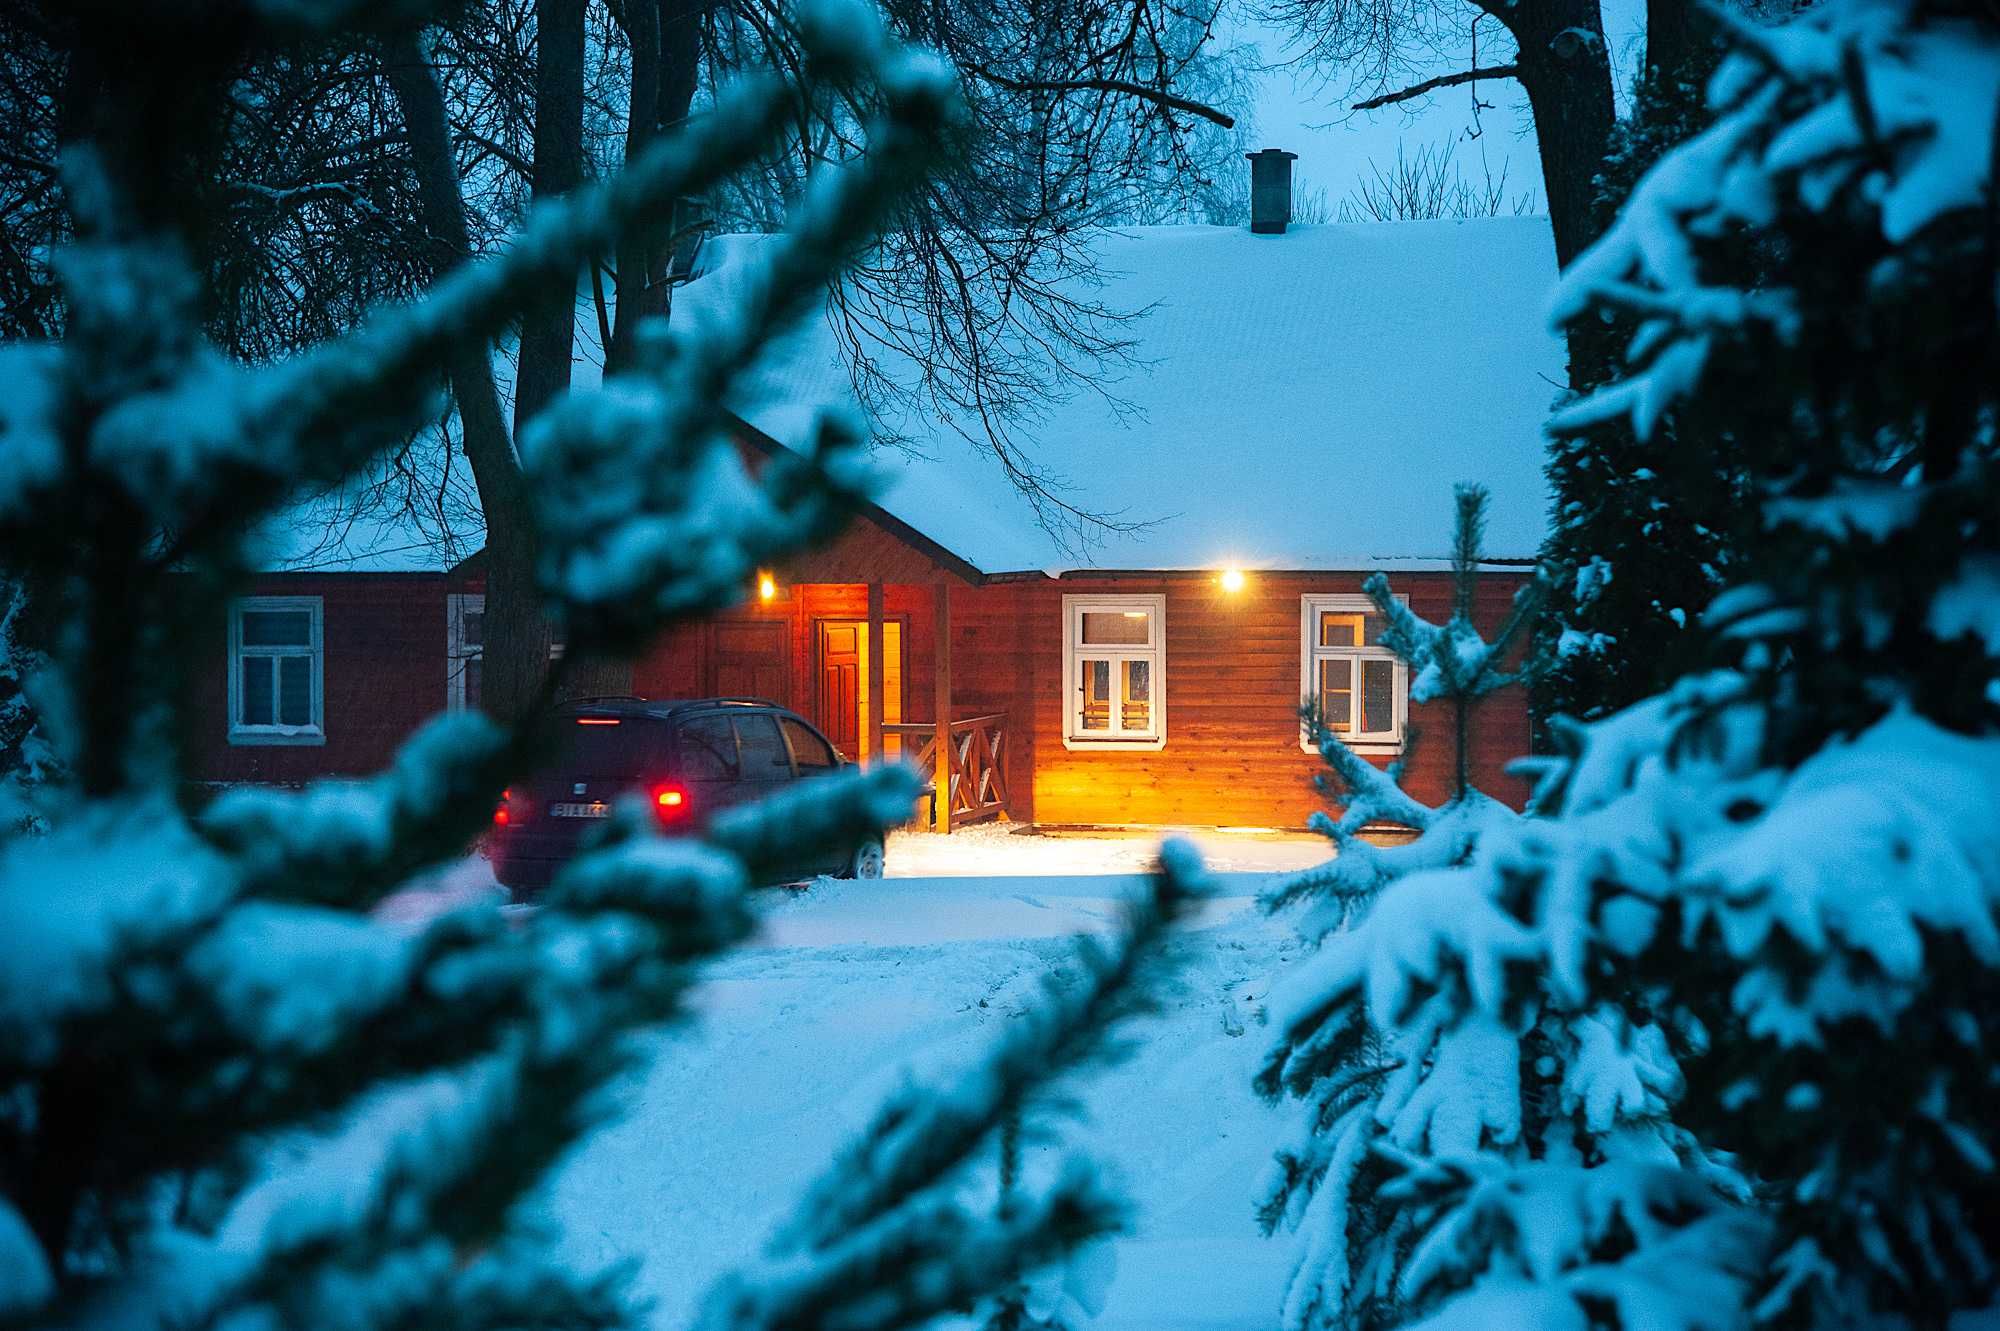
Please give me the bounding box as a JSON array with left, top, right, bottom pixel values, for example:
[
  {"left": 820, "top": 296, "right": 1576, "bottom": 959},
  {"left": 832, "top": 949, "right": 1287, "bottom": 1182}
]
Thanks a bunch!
[
  {"left": 1351, "top": 63, "right": 1519, "bottom": 111},
  {"left": 970, "top": 65, "right": 1236, "bottom": 128}
]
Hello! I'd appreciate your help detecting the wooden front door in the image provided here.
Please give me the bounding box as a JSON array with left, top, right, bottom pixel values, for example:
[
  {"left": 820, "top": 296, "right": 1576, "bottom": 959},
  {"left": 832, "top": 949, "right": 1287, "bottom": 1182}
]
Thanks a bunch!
[
  {"left": 815, "top": 619, "right": 903, "bottom": 761},
  {"left": 705, "top": 619, "right": 788, "bottom": 702},
  {"left": 816, "top": 621, "right": 863, "bottom": 755}
]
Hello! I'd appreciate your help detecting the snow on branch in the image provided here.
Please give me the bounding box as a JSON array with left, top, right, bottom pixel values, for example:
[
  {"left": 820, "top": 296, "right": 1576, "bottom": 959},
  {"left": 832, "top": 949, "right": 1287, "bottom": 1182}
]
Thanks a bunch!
[
  {"left": 1547, "top": 6, "right": 2000, "bottom": 441},
  {"left": 700, "top": 844, "right": 1211, "bottom": 1330}
]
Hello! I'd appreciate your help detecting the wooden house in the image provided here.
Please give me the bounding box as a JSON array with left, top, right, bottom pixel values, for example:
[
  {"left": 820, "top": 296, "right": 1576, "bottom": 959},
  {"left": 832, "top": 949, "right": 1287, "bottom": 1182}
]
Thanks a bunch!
[{"left": 191, "top": 210, "right": 1563, "bottom": 832}]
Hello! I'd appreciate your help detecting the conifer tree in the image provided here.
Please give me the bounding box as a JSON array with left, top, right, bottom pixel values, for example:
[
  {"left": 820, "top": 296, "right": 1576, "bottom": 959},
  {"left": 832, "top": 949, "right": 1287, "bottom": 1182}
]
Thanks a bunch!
[
  {"left": 0, "top": 2, "right": 1209, "bottom": 1326},
  {"left": 1256, "top": 4, "right": 2000, "bottom": 1328},
  {"left": 1264, "top": 484, "right": 1544, "bottom": 924}
]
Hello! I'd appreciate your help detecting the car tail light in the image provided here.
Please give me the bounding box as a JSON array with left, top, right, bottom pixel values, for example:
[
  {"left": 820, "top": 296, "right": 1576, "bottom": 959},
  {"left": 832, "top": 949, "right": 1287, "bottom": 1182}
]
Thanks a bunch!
[
  {"left": 652, "top": 785, "right": 689, "bottom": 822},
  {"left": 493, "top": 787, "right": 524, "bottom": 827}
]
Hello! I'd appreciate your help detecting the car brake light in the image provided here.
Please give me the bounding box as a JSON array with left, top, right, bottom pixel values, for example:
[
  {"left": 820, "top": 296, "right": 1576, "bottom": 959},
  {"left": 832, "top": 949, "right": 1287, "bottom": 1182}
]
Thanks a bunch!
[
  {"left": 493, "top": 787, "right": 513, "bottom": 826},
  {"left": 652, "top": 785, "right": 689, "bottom": 822},
  {"left": 576, "top": 717, "right": 621, "bottom": 726}
]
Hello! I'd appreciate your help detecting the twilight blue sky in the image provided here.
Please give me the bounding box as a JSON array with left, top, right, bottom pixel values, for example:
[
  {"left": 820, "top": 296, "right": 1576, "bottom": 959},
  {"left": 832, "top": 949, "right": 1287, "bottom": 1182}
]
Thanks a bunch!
[{"left": 1228, "top": 0, "right": 1650, "bottom": 218}]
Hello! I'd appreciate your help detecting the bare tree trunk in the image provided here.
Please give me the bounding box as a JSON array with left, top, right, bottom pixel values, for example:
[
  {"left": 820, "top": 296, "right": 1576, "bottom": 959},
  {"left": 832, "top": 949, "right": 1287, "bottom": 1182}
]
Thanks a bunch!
[
  {"left": 514, "top": 0, "right": 585, "bottom": 440},
  {"left": 384, "top": 34, "right": 553, "bottom": 725},
  {"left": 606, "top": 0, "right": 705, "bottom": 374},
  {"left": 516, "top": 0, "right": 633, "bottom": 701},
  {"left": 1477, "top": 0, "right": 1615, "bottom": 273}
]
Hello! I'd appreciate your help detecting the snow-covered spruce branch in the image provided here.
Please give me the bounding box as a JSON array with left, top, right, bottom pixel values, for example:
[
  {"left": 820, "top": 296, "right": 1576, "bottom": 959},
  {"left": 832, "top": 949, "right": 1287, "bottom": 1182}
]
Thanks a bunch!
[
  {"left": 1546, "top": 6, "right": 2000, "bottom": 443},
  {"left": 1265, "top": 484, "right": 1541, "bottom": 919},
  {"left": 690, "top": 842, "right": 1208, "bottom": 1331},
  {"left": 200, "top": 712, "right": 511, "bottom": 907},
  {"left": 703, "top": 763, "right": 926, "bottom": 888},
  {"left": 696, "top": 1161, "right": 1118, "bottom": 1331}
]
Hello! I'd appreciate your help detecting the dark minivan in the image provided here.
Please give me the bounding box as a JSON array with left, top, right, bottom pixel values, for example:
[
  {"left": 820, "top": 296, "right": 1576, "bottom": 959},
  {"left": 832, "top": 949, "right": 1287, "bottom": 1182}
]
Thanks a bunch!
[{"left": 488, "top": 696, "right": 884, "bottom": 894}]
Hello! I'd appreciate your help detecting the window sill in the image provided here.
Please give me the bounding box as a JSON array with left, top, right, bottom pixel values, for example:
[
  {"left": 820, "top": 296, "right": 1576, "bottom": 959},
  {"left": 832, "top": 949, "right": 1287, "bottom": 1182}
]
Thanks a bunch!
[
  {"left": 1064, "top": 735, "right": 1167, "bottom": 752},
  {"left": 1299, "top": 738, "right": 1403, "bottom": 757},
  {"left": 229, "top": 728, "right": 326, "bottom": 747}
]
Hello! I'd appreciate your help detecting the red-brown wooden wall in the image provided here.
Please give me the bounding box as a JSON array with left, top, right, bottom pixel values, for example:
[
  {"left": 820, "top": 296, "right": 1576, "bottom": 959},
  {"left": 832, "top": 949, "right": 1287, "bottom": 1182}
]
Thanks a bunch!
[{"left": 188, "top": 517, "right": 1535, "bottom": 830}]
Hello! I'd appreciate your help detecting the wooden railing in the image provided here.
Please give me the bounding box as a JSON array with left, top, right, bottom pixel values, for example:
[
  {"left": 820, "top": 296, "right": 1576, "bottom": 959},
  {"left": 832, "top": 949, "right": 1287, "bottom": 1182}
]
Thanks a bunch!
[{"left": 883, "top": 712, "right": 1009, "bottom": 827}]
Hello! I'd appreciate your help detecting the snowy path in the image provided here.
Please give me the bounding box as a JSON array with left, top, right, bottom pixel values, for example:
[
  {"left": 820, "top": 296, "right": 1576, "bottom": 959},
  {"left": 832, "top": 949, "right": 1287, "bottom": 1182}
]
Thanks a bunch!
[{"left": 542, "top": 857, "right": 1319, "bottom": 1330}]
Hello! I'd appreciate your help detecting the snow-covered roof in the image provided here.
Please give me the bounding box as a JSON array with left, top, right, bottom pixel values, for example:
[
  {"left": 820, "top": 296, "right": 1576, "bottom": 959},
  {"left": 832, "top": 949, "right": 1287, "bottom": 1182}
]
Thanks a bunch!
[{"left": 674, "top": 218, "right": 1563, "bottom": 576}]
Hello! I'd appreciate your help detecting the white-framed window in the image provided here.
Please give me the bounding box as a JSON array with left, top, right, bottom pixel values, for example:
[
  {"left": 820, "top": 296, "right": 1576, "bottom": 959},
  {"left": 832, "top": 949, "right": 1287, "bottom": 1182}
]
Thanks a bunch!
[
  {"left": 1063, "top": 594, "right": 1166, "bottom": 750},
  {"left": 1301, "top": 593, "right": 1408, "bottom": 752},
  {"left": 228, "top": 596, "right": 324, "bottom": 745},
  {"left": 447, "top": 592, "right": 483, "bottom": 711}
]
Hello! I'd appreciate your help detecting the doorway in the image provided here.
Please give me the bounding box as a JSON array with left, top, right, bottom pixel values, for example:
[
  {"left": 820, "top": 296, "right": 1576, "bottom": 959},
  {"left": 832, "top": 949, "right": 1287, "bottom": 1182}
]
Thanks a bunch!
[{"left": 815, "top": 619, "right": 904, "bottom": 761}]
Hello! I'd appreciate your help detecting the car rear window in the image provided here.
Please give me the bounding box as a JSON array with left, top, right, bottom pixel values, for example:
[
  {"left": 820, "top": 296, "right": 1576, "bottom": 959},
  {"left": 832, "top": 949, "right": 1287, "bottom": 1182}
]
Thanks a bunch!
[
  {"left": 556, "top": 715, "right": 671, "bottom": 779},
  {"left": 734, "top": 714, "right": 794, "bottom": 778}
]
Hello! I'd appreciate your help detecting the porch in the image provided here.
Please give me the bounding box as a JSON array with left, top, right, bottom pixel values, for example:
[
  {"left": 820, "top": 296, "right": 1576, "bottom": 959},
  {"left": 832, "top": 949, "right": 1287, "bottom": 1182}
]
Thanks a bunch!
[{"left": 637, "top": 573, "right": 1015, "bottom": 832}]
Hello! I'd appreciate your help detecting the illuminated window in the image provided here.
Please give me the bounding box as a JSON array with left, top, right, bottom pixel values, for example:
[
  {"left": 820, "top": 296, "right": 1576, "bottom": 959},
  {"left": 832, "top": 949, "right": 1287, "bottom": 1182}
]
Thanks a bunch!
[
  {"left": 1064, "top": 594, "right": 1165, "bottom": 749},
  {"left": 1301, "top": 593, "right": 1407, "bottom": 750},
  {"left": 228, "top": 596, "right": 323, "bottom": 745}
]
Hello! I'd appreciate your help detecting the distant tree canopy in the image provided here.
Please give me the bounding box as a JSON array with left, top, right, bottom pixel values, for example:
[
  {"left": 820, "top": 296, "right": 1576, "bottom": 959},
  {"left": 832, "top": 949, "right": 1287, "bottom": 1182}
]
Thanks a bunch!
[{"left": 0, "top": 0, "right": 1250, "bottom": 720}]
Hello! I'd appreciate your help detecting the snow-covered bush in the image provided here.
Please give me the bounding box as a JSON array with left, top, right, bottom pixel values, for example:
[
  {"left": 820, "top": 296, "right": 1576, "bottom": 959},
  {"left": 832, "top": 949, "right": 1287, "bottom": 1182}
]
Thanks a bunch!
[
  {"left": 0, "top": 4, "right": 1206, "bottom": 1327},
  {"left": 1257, "top": 4, "right": 2000, "bottom": 1328}
]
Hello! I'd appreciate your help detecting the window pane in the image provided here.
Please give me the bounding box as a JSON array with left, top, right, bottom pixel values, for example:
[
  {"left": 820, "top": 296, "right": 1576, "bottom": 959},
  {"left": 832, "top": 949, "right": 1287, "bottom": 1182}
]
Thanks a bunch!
[
  {"left": 1080, "top": 659, "right": 1111, "bottom": 730},
  {"left": 1121, "top": 660, "right": 1151, "bottom": 732},
  {"left": 465, "top": 658, "right": 482, "bottom": 710},
  {"left": 1319, "top": 612, "right": 1361, "bottom": 647},
  {"left": 278, "top": 655, "right": 312, "bottom": 727},
  {"left": 1081, "top": 610, "right": 1151, "bottom": 646},
  {"left": 1318, "top": 658, "right": 1353, "bottom": 731},
  {"left": 241, "top": 609, "right": 311, "bottom": 647},
  {"left": 676, "top": 715, "right": 739, "bottom": 779},
  {"left": 1362, "top": 658, "right": 1396, "bottom": 734},
  {"left": 241, "top": 656, "right": 273, "bottom": 726},
  {"left": 461, "top": 610, "right": 483, "bottom": 650},
  {"left": 1364, "top": 613, "right": 1389, "bottom": 646},
  {"left": 734, "top": 714, "right": 793, "bottom": 777},
  {"left": 783, "top": 717, "right": 837, "bottom": 772}
]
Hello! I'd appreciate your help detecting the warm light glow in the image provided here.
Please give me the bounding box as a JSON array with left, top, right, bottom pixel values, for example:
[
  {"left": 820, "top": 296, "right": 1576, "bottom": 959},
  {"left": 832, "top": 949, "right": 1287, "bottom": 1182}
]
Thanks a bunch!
[
  {"left": 757, "top": 572, "right": 778, "bottom": 603},
  {"left": 1219, "top": 567, "right": 1247, "bottom": 594},
  {"left": 575, "top": 717, "right": 621, "bottom": 726},
  {"left": 656, "top": 789, "right": 684, "bottom": 808},
  {"left": 1122, "top": 610, "right": 1147, "bottom": 619}
]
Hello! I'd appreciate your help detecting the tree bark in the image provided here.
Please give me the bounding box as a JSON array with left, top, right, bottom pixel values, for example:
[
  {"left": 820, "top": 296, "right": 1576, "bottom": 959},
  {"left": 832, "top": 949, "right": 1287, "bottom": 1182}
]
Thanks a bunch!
[
  {"left": 384, "top": 34, "right": 554, "bottom": 724},
  {"left": 514, "top": 0, "right": 585, "bottom": 440},
  {"left": 1475, "top": 0, "right": 1616, "bottom": 273},
  {"left": 516, "top": 0, "right": 634, "bottom": 701},
  {"left": 606, "top": 0, "right": 705, "bottom": 373}
]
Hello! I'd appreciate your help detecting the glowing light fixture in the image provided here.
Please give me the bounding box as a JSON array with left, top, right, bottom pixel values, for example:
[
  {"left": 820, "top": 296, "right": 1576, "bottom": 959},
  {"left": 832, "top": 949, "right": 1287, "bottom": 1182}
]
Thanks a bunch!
[
  {"left": 757, "top": 572, "right": 778, "bottom": 603},
  {"left": 1219, "top": 567, "right": 1247, "bottom": 594}
]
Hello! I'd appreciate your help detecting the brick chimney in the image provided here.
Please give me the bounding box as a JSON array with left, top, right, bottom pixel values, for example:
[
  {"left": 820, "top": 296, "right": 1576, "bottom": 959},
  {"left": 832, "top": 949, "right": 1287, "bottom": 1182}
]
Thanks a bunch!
[{"left": 1246, "top": 148, "right": 1298, "bottom": 235}]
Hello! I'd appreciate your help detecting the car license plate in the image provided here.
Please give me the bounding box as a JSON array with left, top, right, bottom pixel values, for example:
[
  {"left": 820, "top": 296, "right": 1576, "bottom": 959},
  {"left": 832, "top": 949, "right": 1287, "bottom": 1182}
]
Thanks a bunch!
[{"left": 550, "top": 801, "right": 609, "bottom": 819}]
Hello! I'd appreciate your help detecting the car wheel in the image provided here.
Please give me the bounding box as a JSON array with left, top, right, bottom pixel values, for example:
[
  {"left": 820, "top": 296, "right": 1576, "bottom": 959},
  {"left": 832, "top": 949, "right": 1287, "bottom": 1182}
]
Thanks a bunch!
[{"left": 845, "top": 838, "right": 886, "bottom": 880}]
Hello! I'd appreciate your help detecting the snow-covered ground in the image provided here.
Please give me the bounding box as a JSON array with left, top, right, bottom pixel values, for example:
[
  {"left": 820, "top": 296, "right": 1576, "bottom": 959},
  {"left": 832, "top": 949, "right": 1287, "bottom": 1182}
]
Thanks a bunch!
[{"left": 536, "top": 831, "right": 1326, "bottom": 1329}]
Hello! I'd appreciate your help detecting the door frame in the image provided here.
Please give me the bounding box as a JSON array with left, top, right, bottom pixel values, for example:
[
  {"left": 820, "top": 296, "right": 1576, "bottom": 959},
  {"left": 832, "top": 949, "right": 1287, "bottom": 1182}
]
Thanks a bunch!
[{"left": 812, "top": 614, "right": 909, "bottom": 756}]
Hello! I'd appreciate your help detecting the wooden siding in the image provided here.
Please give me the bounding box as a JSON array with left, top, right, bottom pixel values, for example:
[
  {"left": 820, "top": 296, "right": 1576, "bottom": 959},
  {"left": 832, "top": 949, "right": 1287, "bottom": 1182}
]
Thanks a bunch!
[
  {"left": 626, "top": 569, "right": 1533, "bottom": 830},
  {"left": 977, "top": 572, "right": 1533, "bottom": 828},
  {"left": 184, "top": 573, "right": 464, "bottom": 785},
  {"left": 188, "top": 500, "right": 1535, "bottom": 837}
]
